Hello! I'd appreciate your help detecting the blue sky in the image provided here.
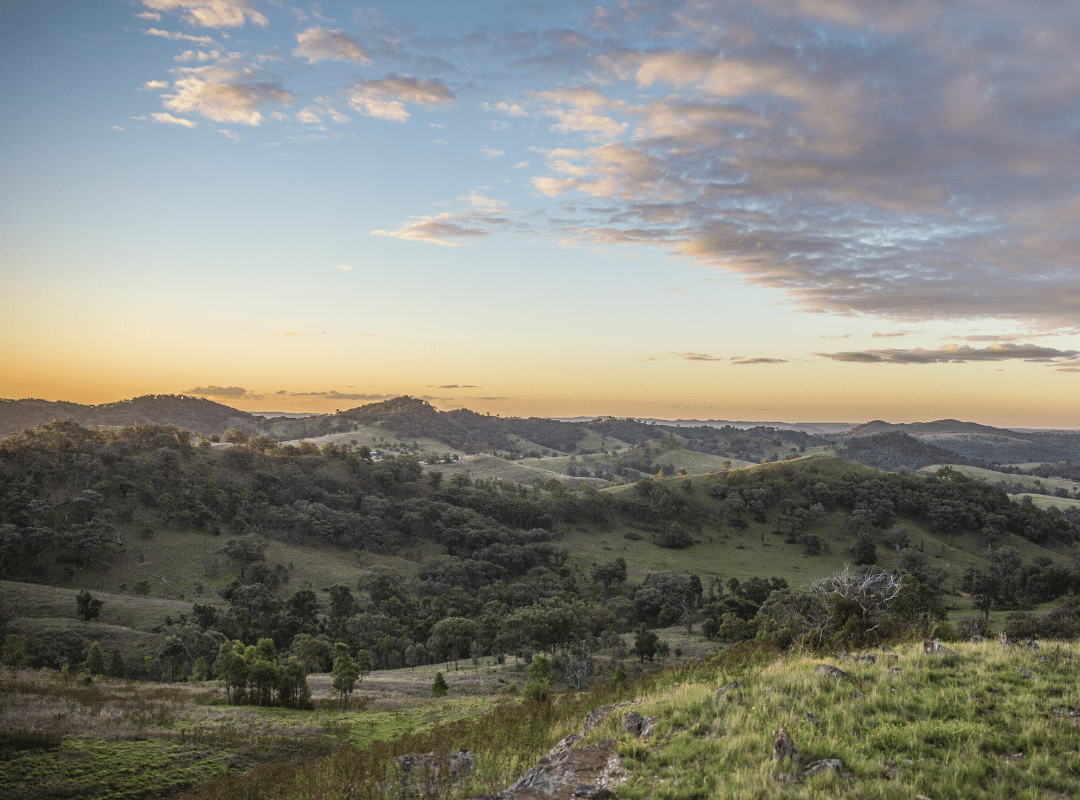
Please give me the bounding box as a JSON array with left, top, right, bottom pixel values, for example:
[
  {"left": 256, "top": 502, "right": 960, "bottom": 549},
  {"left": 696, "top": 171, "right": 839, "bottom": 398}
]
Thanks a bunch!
[{"left": 2, "top": 0, "right": 1079, "bottom": 425}]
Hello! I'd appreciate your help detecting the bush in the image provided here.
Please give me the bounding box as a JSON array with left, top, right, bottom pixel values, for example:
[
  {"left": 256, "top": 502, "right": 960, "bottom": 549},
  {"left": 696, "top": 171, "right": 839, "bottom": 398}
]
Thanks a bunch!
[
  {"left": 431, "top": 672, "right": 448, "bottom": 698},
  {"left": 651, "top": 522, "right": 692, "bottom": 549}
]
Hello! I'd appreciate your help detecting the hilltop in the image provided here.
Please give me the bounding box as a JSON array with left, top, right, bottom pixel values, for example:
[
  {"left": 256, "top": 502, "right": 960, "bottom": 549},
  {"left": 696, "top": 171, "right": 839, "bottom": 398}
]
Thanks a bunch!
[{"left": 0, "top": 395, "right": 267, "bottom": 438}]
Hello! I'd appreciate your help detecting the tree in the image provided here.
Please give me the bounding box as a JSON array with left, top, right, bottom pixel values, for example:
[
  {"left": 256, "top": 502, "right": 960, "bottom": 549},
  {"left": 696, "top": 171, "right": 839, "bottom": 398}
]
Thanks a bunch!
[
  {"left": 75, "top": 590, "right": 103, "bottom": 622},
  {"left": 632, "top": 623, "right": 659, "bottom": 664},
  {"left": 331, "top": 642, "right": 359, "bottom": 708},
  {"left": 431, "top": 671, "right": 449, "bottom": 698},
  {"left": 223, "top": 429, "right": 249, "bottom": 445},
  {"left": 86, "top": 642, "right": 105, "bottom": 676},
  {"left": 884, "top": 524, "right": 911, "bottom": 553},
  {"left": 223, "top": 533, "right": 268, "bottom": 574},
  {"left": 592, "top": 557, "right": 627, "bottom": 590},
  {"left": 1, "top": 634, "right": 30, "bottom": 673},
  {"left": 523, "top": 653, "right": 554, "bottom": 701},
  {"left": 853, "top": 533, "right": 877, "bottom": 566}
]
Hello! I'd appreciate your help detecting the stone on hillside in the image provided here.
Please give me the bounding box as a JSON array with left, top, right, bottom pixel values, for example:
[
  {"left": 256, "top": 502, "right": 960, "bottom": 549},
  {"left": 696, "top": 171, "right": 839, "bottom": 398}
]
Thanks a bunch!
[
  {"left": 813, "top": 664, "right": 848, "bottom": 679},
  {"left": 1017, "top": 667, "right": 1037, "bottom": 681},
  {"left": 998, "top": 632, "right": 1017, "bottom": 649},
  {"left": 923, "top": 640, "right": 955, "bottom": 655},
  {"left": 801, "top": 759, "right": 843, "bottom": 779},
  {"left": 852, "top": 652, "right": 877, "bottom": 664},
  {"left": 772, "top": 725, "right": 800, "bottom": 764},
  {"left": 620, "top": 711, "right": 658, "bottom": 738}
]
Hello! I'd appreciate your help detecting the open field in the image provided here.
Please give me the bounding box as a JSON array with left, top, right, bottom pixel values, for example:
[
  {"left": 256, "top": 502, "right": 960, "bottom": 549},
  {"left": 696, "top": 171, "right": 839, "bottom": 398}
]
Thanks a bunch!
[{"left": 917, "top": 463, "right": 1080, "bottom": 496}]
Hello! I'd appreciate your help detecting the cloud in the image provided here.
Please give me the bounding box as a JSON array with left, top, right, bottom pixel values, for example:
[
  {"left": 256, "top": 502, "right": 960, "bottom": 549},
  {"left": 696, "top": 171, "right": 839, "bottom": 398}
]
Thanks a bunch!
[
  {"left": 663, "top": 284, "right": 689, "bottom": 294},
  {"left": 293, "top": 27, "right": 371, "bottom": 65},
  {"left": 186, "top": 385, "right": 247, "bottom": 397},
  {"left": 371, "top": 213, "right": 488, "bottom": 246},
  {"left": 459, "top": 2, "right": 1080, "bottom": 328},
  {"left": 163, "top": 61, "right": 293, "bottom": 126},
  {"left": 139, "top": 0, "right": 267, "bottom": 29},
  {"left": 174, "top": 49, "right": 219, "bottom": 62},
  {"left": 677, "top": 352, "right": 722, "bottom": 361},
  {"left": 872, "top": 331, "right": 918, "bottom": 339},
  {"left": 334, "top": 263, "right": 352, "bottom": 271},
  {"left": 371, "top": 193, "right": 519, "bottom": 247},
  {"left": 480, "top": 146, "right": 504, "bottom": 158},
  {"left": 483, "top": 101, "right": 528, "bottom": 117},
  {"left": 150, "top": 112, "right": 196, "bottom": 127},
  {"left": 732, "top": 357, "right": 787, "bottom": 365},
  {"left": 345, "top": 74, "right": 454, "bottom": 122},
  {"left": 532, "top": 86, "right": 634, "bottom": 142},
  {"left": 815, "top": 343, "right": 1080, "bottom": 365},
  {"left": 143, "top": 80, "right": 169, "bottom": 90},
  {"left": 143, "top": 28, "right": 215, "bottom": 44},
  {"left": 434, "top": 384, "right": 480, "bottom": 389},
  {"left": 289, "top": 391, "right": 390, "bottom": 401}
]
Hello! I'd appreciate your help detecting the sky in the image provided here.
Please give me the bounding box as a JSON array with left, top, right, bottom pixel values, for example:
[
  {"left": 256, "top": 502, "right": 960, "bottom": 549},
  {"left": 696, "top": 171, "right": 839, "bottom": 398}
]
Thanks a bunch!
[{"left": 1, "top": 0, "right": 1079, "bottom": 427}]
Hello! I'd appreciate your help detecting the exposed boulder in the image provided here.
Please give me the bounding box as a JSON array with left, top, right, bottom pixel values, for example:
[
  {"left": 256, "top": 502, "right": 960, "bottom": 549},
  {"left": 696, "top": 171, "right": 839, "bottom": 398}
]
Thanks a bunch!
[{"left": 772, "top": 725, "right": 800, "bottom": 764}]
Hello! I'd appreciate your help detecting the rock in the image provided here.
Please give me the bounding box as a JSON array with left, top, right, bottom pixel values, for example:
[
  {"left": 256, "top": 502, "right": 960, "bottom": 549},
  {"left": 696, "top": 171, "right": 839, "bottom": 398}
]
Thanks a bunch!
[
  {"left": 970, "top": 635, "right": 985, "bottom": 644},
  {"left": 814, "top": 664, "right": 848, "bottom": 679},
  {"left": 852, "top": 653, "right": 877, "bottom": 664},
  {"left": 571, "top": 785, "right": 616, "bottom": 799},
  {"left": 1017, "top": 667, "right": 1037, "bottom": 681},
  {"left": 392, "top": 750, "right": 475, "bottom": 799},
  {"left": 851, "top": 691, "right": 866, "bottom": 700},
  {"left": 998, "top": 631, "right": 1017, "bottom": 649},
  {"left": 888, "top": 668, "right": 902, "bottom": 677},
  {"left": 1027, "top": 640, "right": 1040, "bottom": 650},
  {"left": 801, "top": 759, "right": 842, "bottom": 779},
  {"left": 503, "top": 739, "right": 625, "bottom": 798},
  {"left": 772, "top": 725, "right": 800, "bottom": 764},
  {"left": 582, "top": 707, "right": 613, "bottom": 734},
  {"left": 805, "top": 712, "right": 819, "bottom": 726},
  {"left": 620, "top": 712, "right": 658, "bottom": 738},
  {"left": 923, "top": 640, "right": 955, "bottom": 655},
  {"left": 720, "top": 681, "right": 744, "bottom": 691}
]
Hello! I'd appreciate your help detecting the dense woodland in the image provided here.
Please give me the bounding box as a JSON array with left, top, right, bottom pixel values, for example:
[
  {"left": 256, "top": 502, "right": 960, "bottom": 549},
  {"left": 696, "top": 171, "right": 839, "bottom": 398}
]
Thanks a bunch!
[{"left": 3, "top": 414, "right": 1080, "bottom": 705}]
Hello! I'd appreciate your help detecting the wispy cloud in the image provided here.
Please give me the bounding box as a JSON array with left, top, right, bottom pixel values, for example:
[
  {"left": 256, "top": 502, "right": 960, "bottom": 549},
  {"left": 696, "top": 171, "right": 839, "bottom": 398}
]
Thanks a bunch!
[
  {"left": 334, "top": 263, "right": 353, "bottom": 272},
  {"left": 139, "top": 0, "right": 267, "bottom": 29},
  {"left": 345, "top": 74, "right": 454, "bottom": 122},
  {"left": 150, "top": 112, "right": 196, "bottom": 127},
  {"left": 143, "top": 28, "right": 215, "bottom": 44},
  {"left": 815, "top": 344, "right": 1080, "bottom": 365},
  {"left": 163, "top": 59, "right": 293, "bottom": 126},
  {"left": 186, "top": 385, "right": 247, "bottom": 397},
  {"left": 677, "top": 352, "right": 722, "bottom": 362},
  {"left": 733, "top": 358, "right": 787, "bottom": 365},
  {"left": 293, "top": 27, "right": 371, "bottom": 65}
]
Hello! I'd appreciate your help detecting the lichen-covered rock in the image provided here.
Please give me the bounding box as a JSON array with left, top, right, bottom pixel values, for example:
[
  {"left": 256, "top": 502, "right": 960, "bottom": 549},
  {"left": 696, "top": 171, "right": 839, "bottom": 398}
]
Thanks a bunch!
[
  {"left": 772, "top": 725, "right": 799, "bottom": 764},
  {"left": 813, "top": 664, "right": 848, "bottom": 679},
  {"left": 802, "top": 759, "right": 843, "bottom": 779},
  {"left": 923, "top": 640, "right": 956, "bottom": 655}
]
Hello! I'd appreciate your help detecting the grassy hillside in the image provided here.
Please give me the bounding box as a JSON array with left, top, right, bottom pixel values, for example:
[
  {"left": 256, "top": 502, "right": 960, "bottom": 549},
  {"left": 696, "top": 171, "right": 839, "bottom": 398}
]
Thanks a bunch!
[
  {"left": 917, "top": 463, "right": 1080, "bottom": 496},
  {"left": 17, "top": 639, "right": 1074, "bottom": 800}
]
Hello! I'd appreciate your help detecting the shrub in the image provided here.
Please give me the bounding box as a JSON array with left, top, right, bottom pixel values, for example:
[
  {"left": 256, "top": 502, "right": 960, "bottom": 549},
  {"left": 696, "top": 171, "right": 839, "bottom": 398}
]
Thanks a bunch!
[{"left": 431, "top": 672, "right": 449, "bottom": 698}]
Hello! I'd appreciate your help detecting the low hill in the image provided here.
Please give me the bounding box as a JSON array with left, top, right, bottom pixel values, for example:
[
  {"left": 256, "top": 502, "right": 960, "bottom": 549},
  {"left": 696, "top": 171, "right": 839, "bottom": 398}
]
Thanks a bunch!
[
  {"left": 0, "top": 395, "right": 266, "bottom": 437},
  {"left": 836, "top": 430, "right": 984, "bottom": 472}
]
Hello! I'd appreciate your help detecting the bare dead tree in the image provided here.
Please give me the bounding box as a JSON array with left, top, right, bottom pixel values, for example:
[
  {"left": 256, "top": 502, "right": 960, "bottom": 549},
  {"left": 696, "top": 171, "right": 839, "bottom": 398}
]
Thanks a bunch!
[{"left": 810, "top": 564, "right": 903, "bottom": 637}]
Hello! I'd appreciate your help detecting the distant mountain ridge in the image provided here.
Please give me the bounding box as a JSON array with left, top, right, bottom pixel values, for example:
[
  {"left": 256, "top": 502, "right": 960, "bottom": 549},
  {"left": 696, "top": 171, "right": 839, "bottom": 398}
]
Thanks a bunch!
[
  {"left": 844, "top": 419, "right": 1015, "bottom": 437},
  {"left": 0, "top": 396, "right": 267, "bottom": 437}
]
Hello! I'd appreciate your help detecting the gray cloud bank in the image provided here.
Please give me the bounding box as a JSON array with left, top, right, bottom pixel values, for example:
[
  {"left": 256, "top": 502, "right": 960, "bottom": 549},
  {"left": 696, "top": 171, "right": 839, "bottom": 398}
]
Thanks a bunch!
[{"left": 815, "top": 343, "right": 1080, "bottom": 365}]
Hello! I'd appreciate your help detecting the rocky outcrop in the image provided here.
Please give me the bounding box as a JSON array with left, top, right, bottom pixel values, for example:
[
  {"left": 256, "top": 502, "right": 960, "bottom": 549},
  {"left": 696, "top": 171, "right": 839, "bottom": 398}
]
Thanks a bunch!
[
  {"left": 469, "top": 708, "right": 631, "bottom": 800},
  {"left": 772, "top": 725, "right": 800, "bottom": 764}
]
